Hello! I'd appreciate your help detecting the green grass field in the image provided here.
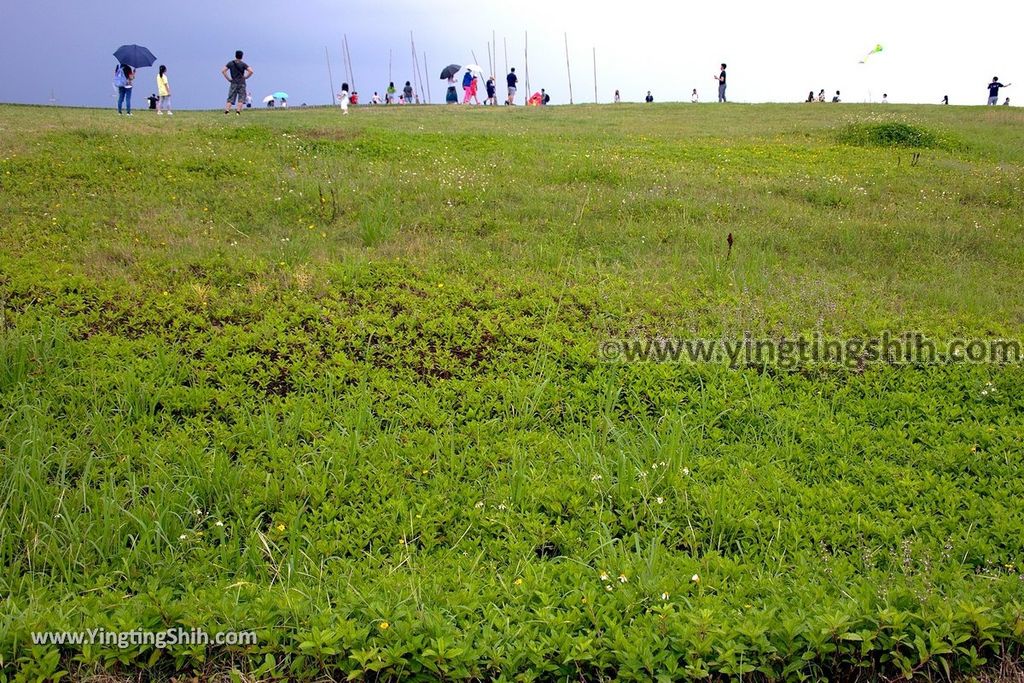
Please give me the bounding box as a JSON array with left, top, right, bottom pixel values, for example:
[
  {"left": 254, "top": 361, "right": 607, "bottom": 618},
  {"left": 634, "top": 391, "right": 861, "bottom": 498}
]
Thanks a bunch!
[{"left": 1, "top": 102, "right": 1023, "bottom": 681}]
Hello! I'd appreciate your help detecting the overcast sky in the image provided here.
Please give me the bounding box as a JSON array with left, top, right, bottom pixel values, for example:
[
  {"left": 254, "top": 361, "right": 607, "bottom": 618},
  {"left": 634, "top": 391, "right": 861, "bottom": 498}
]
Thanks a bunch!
[{"left": 1, "top": 0, "right": 1021, "bottom": 109}]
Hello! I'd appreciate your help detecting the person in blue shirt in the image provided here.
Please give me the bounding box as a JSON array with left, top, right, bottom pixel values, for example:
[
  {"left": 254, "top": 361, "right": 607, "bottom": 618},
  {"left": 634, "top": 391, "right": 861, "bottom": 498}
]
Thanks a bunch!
[
  {"left": 506, "top": 68, "right": 518, "bottom": 105},
  {"left": 987, "top": 77, "right": 1011, "bottom": 105}
]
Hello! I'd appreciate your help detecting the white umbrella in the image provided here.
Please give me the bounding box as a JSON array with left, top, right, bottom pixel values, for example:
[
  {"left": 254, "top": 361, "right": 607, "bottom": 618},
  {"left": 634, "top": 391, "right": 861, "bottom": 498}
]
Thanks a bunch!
[
  {"left": 464, "top": 64, "right": 484, "bottom": 74},
  {"left": 262, "top": 95, "right": 275, "bottom": 104}
]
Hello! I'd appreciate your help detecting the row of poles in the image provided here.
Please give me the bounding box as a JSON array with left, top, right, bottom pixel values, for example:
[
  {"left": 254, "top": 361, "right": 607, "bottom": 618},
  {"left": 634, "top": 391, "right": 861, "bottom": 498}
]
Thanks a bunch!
[{"left": 325, "top": 32, "right": 598, "bottom": 105}]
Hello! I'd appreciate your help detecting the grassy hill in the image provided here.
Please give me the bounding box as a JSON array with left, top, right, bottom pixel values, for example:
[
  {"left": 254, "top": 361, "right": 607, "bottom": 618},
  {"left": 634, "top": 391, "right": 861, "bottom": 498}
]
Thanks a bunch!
[{"left": 1, "top": 102, "right": 1023, "bottom": 681}]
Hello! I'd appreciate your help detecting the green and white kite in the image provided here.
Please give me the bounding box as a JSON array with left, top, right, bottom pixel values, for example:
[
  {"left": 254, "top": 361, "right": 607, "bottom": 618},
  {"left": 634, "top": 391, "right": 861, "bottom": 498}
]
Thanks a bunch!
[{"left": 859, "top": 44, "right": 884, "bottom": 64}]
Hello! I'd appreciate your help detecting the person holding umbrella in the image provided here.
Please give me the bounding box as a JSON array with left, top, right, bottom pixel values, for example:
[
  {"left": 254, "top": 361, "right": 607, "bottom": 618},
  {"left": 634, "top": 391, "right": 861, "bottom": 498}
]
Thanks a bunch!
[
  {"left": 112, "top": 45, "right": 158, "bottom": 116},
  {"left": 222, "top": 50, "right": 253, "bottom": 115},
  {"left": 113, "top": 64, "right": 135, "bottom": 115},
  {"left": 440, "top": 64, "right": 461, "bottom": 104}
]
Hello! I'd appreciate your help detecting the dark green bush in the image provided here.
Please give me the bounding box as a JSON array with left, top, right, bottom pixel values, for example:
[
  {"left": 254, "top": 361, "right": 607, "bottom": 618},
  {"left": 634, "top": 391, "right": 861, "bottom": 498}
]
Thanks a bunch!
[{"left": 837, "top": 122, "right": 957, "bottom": 149}]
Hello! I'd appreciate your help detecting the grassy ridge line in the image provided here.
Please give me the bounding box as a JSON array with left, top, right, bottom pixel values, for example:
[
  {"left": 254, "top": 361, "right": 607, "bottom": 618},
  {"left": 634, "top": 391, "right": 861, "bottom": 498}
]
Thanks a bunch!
[{"left": 1, "top": 104, "right": 1023, "bottom": 680}]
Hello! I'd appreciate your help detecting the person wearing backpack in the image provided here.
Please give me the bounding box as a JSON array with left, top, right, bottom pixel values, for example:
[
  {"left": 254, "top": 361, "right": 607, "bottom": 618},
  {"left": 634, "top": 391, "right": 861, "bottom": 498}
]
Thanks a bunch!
[{"left": 113, "top": 64, "right": 135, "bottom": 115}]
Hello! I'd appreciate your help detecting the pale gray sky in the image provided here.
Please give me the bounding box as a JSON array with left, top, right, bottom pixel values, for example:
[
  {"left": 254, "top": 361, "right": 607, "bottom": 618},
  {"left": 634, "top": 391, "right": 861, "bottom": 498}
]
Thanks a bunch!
[{"left": 0, "top": 0, "right": 1020, "bottom": 108}]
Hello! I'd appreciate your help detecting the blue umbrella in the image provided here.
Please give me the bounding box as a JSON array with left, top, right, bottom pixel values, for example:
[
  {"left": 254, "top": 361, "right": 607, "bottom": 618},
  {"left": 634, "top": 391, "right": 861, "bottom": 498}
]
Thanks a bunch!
[
  {"left": 113, "top": 44, "right": 157, "bottom": 68},
  {"left": 272, "top": 91, "right": 289, "bottom": 100}
]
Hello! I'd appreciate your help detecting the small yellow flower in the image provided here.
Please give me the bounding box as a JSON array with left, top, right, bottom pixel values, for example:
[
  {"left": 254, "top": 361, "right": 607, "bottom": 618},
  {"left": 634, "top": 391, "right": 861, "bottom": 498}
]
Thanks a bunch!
[
  {"left": 513, "top": 578, "right": 523, "bottom": 586},
  {"left": 276, "top": 523, "right": 286, "bottom": 532},
  {"left": 378, "top": 621, "right": 389, "bottom": 630},
  {"left": 581, "top": 596, "right": 588, "bottom": 604}
]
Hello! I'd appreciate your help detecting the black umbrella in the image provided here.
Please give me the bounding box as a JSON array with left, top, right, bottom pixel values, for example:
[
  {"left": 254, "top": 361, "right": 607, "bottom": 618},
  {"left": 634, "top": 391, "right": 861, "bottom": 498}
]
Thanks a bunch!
[
  {"left": 439, "top": 64, "right": 461, "bottom": 80},
  {"left": 113, "top": 44, "right": 157, "bottom": 68}
]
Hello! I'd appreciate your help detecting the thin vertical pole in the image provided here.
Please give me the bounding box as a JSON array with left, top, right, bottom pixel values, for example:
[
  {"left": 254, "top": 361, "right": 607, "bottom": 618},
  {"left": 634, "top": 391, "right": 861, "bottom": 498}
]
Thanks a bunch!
[
  {"left": 424, "top": 52, "right": 431, "bottom": 104},
  {"left": 410, "top": 31, "right": 419, "bottom": 102},
  {"left": 344, "top": 35, "right": 355, "bottom": 90},
  {"left": 593, "top": 47, "right": 598, "bottom": 103},
  {"left": 564, "top": 33, "right": 573, "bottom": 105},
  {"left": 503, "top": 37, "right": 508, "bottom": 76},
  {"left": 326, "top": 47, "right": 336, "bottom": 105},
  {"left": 389, "top": 48, "right": 393, "bottom": 84},
  {"left": 524, "top": 31, "right": 530, "bottom": 96}
]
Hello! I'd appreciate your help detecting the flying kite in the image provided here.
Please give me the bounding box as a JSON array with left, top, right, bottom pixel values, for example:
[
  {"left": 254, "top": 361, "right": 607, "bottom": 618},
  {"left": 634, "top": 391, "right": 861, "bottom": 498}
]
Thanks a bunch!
[{"left": 858, "top": 44, "right": 884, "bottom": 64}]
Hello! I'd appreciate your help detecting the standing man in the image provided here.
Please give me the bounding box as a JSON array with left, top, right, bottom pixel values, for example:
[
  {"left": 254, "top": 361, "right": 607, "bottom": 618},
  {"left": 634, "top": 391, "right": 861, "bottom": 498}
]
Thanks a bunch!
[
  {"left": 506, "top": 67, "right": 518, "bottom": 105},
  {"left": 222, "top": 50, "right": 253, "bottom": 115},
  {"left": 987, "top": 77, "right": 1011, "bottom": 105},
  {"left": 485, "top": 76, "right": 497, "bottom": 105},
  {"left": 716, "top": 63, "right": 727, "bottom": 102}
]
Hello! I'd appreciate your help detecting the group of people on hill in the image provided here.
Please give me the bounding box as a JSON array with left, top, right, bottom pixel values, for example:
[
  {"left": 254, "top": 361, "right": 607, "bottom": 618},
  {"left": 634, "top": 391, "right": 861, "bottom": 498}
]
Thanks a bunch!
[
  {"left": 440, "top": 67, "right": 544, "bottom": 105},
  {"left": 640, "top": 65, "right": 726, "bottom": 104},
  {"left": 111, "top": 51, "right": 1015, "bottom": 114},
  {"left": 805, "top": 89, "right": 844, "bottom": 103},
  {"left": 112, "top": 63, "right": 172, "bottom": 115}
]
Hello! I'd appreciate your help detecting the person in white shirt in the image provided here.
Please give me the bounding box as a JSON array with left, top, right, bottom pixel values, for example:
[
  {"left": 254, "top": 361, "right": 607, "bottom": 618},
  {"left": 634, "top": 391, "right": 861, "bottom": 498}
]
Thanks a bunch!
[
  {"left": 691, "top": 88, "right": 698, "bottom": 102},
  {"left": 337, "top": 82, "right": 350, "bottom": 114}
]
